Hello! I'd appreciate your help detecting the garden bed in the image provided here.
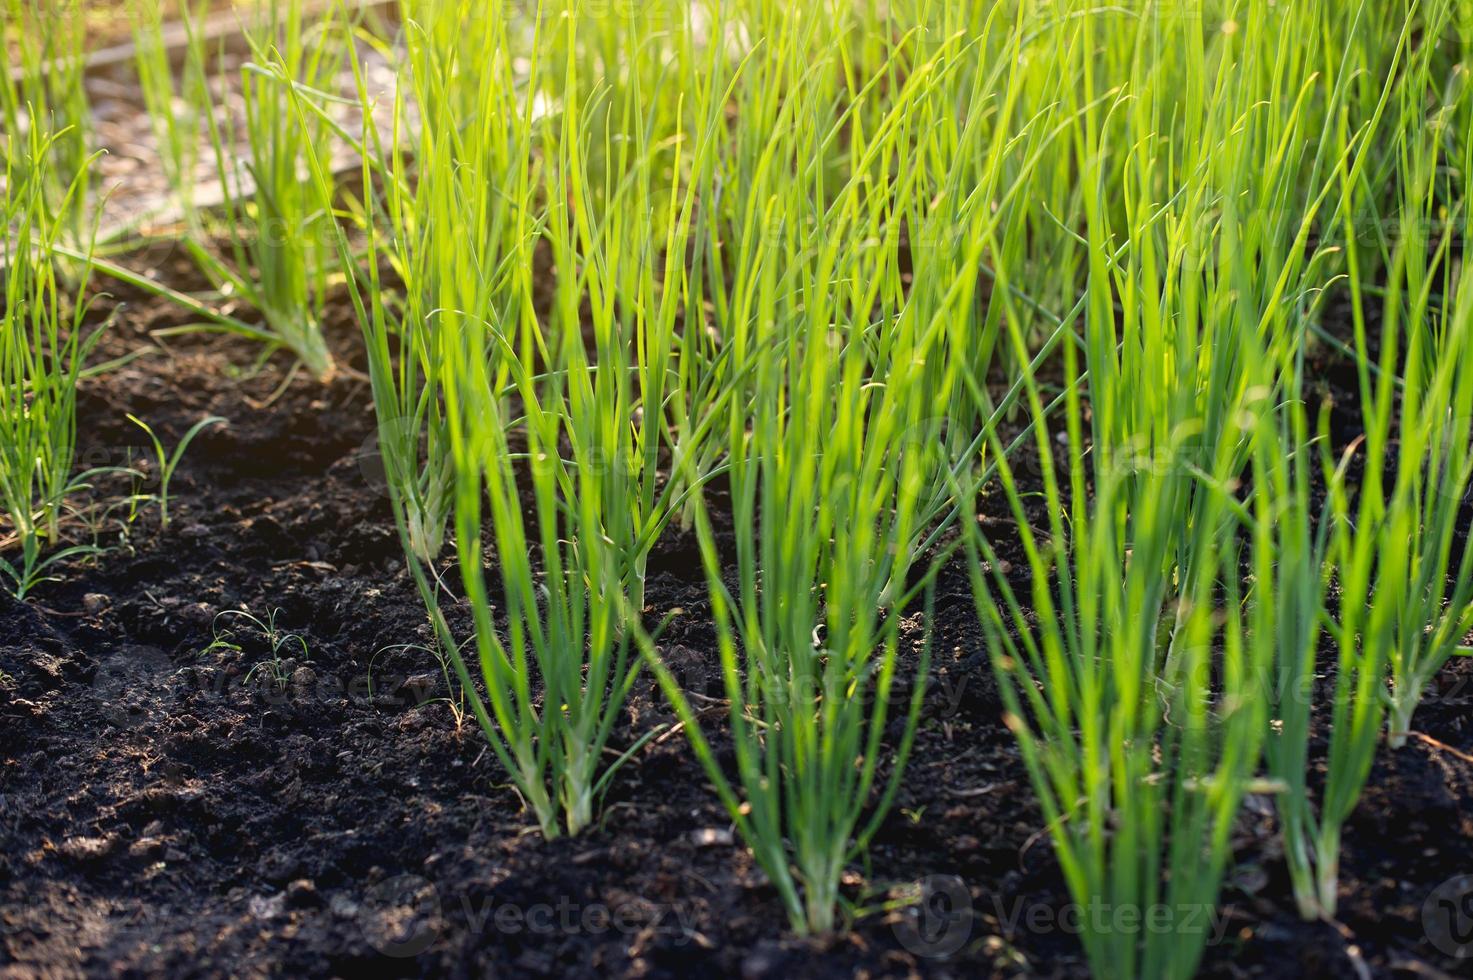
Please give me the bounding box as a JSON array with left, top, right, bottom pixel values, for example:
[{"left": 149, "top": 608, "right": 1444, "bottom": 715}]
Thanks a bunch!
[
  {"left": 2, "top": 283, "right": 1471, "bottom": 978},
  {"left": 6, "top": 3, "right": 1473, "bottom": 978}
]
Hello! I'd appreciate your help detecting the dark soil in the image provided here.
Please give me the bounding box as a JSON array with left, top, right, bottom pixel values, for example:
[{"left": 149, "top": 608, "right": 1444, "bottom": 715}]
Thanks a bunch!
[{"left": 2, "top": 279, "right": 1473, "bottom": 979}]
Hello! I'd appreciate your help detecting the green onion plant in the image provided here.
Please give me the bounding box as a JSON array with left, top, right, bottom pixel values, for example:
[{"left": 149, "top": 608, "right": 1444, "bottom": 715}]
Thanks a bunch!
[
  {"left": 962, "top": 378, "right": 1275, "bottom": 980},
  {"left": 132, "top": 0, "right": 213, "bottom": 220},
  {"left": 0, "top": 130, "right": 105, "bottom": 599},
  {"left": 1345, "top": 2, "right": 1473, "bottom": 751},
  {"left": 1263, "top": 2, "right": 1473, "bottom": 921},
  {"left": 630, "top": 2, "right": 1045, "bottom": 935},
  {"left": 145, "top": 0, "right": 351, "bottom": 383},
  {"left": 1, "top": 0, "right": 90, "bottom": 248},
  {"left": 959, "top": 0, "right": 1437, "bottom": 968},
  {"left": 295, "top": 0, "right": 748, "bottom": 836}
]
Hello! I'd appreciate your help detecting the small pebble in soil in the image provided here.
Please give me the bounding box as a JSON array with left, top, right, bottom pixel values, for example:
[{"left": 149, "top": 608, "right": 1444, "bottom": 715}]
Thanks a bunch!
[
  {"left": 128, "top": 837, "right": 166, "bottom": 860},
  {"left": 689, "top": 827, "right": 734, "bottom": 848},
  {"left": 181, "top": 603, "right": 213, "bottom": 629},
  {"left": 290, "top": 666, "right": 316, "bottom": 693},
  {"left": 402, "top": 673, "right": 439, "bottom": 705},
  {"left": 59, "top": 835, "right": 119, "bottom": 863},
  {"left": 286, "top": 879, "right": 321, "bottom": 909}
]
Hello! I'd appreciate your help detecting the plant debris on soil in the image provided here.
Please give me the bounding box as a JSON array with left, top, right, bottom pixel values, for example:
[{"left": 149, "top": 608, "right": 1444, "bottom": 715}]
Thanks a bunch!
[{"left": 2, "top": 280, "right": 1472, "bottom": 979}]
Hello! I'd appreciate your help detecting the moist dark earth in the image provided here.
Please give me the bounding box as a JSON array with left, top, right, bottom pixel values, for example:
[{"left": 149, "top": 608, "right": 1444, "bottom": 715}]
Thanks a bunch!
[{"left": 2, "top": 273, "right": 1472, "bottom": 979}]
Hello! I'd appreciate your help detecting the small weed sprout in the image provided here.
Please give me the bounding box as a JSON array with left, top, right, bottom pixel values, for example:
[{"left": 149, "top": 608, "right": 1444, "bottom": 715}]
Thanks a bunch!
[
  {"left": 204, "top": 608, "right": 310, "bottom": 691},
  {"left": 125, "top": 414, "right": 227, "bottom": 527}
]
